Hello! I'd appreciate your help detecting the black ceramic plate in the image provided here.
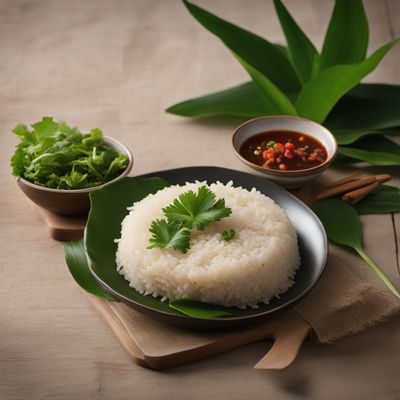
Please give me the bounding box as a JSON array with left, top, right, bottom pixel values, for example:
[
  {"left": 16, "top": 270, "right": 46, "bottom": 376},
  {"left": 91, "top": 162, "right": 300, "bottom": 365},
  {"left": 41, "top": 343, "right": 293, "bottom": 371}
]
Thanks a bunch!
[{"left": 85, "top": 166, "right": 327, "bottom": 329}]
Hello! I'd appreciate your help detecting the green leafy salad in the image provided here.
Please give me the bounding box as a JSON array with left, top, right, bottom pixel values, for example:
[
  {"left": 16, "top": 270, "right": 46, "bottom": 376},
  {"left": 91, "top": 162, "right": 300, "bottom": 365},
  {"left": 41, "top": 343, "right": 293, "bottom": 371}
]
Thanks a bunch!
[{"left": 10, "top": 117, "right": 129, "bottom": 189}]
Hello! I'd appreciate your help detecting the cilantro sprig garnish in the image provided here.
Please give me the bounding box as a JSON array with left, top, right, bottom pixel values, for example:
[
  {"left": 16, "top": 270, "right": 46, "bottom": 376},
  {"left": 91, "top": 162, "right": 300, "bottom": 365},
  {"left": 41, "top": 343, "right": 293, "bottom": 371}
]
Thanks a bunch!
[
  {"left": 148, "top": 219, "right": 191, "bottom": 254},
  {"left": 163, "top": 186, "right": 231, "bottom": 230},
  {"left": 148, "top": 186, "right": 232, "bottom": 253}
]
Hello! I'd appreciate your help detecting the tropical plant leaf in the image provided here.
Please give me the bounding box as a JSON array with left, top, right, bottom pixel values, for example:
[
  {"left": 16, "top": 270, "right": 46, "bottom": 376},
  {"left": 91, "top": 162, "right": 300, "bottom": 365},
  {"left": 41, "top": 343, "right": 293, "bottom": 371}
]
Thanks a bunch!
[
  {"left": 320, "top": 0, "right": 368, "bottom": 69},
  {"left": 234, "top": 55, "right": 297, "bottom": 115},
  {"left": 169, "top": 299, "right": 232, "bottom": 318},
  {"left": 338, "top": 135, "right": 400, "bottom": 165},
  {"left": 350, "top": 83, "right": 400, "bottom": 97},
  {"left": 166, "top": 81, "right": 267, "bottom": 117},
  {"left": 182, "top": 0, "right": 301, "bottom": 94},
  {"left": 64, "top": 240, "right": 117, "bottom": 301},
  {"left": 313, "top": 199, "right": 362, "bottom": 247},
  {"left": 334, "top": 130, "right": 378, "bottom": 145},
  {"left": 354, "top": 185, "right": 400, "bottom": 215},
  {"left": 296, "top": 40, "right": 398, "bottom": 123},
  {"left": 273, "top": 0, "right": 319, "bottom": 82},
  {"left": 312, "top": 199, "right": 400, "bottom": 298},
  {"left": 326, "top": 92, "right": 400, "bottom": 130}
]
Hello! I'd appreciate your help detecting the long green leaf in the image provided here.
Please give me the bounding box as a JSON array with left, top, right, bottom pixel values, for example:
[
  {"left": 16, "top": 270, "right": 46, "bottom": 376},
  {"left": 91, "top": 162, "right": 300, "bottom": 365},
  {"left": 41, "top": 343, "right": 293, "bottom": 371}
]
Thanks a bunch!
[
  {"left": 338, "top": 135, "right": 400, "bottom": 166},
  {"left": 355, "top": 185, "right": 400, "bottom": 215},
  {"left": 313, "top": 199, "right": 400, "bottom": 298},
  {"left": 64, "top": 240, "right": 117, "bottom": 301},
  {"left": 334, "top": 130, "right": 379, "bottom": 145},
  {"left": 320, "top": 0, "right": 368, "bottom": 69},
  {"left": 296, "top": 41, "right": 398, "bottom": 123},
  {"left": 273, "top": 0, "right": 319, "bottom": 82},
  {"left": 169, "top": 299, "right": 232, "bottom": 318},
  {"left": 326, "top": 92, "right": 400, "bottom": 130},
  {"left": 337, "top": 149, "right": 400, "bottom": 166},
  {"left": 167, "top": 79, "right": 400, "bottom": 121},
  {"left": 234, "top": 55, "right": 297, "bottom": 115},
  {"left": 313, "top": 199, "right": 362, "bottom": 248},
  {"left": 166, "top": 81, "right": 267, "bottom": 117},
  {"left": 182, "top": 0, "right": 301, "bottom": 94},
  {"left": 350, "top": 83, "right": 400, "bottom": 97}
]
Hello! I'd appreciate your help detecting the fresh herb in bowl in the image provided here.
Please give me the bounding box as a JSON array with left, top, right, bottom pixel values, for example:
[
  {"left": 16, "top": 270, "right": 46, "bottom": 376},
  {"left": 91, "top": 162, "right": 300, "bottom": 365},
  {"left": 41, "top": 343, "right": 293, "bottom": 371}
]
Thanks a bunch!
[{"left": 11, "top": 117, "right": 129, "bottom": 189}]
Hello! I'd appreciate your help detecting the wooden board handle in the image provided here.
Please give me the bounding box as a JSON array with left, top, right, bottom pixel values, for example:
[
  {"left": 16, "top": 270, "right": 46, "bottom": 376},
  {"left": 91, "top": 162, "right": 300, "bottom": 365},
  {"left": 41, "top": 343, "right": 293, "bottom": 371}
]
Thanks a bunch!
[{"left": 254, "top": 315, "right": 311, "bottom": 369}]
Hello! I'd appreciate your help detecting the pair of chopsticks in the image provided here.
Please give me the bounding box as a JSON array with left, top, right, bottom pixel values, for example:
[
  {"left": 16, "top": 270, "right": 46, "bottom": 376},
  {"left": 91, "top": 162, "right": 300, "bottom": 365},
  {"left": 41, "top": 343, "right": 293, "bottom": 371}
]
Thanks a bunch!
[{"left": 315, "top": 171, "right": 391, "bottom": 205}]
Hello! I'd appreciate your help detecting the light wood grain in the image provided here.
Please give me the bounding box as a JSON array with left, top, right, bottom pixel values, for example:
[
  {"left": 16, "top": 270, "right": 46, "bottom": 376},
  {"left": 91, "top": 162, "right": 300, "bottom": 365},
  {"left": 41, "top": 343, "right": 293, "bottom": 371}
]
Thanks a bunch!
[{"left": 0, "top": 1, "right": 399, "bottom": 399}]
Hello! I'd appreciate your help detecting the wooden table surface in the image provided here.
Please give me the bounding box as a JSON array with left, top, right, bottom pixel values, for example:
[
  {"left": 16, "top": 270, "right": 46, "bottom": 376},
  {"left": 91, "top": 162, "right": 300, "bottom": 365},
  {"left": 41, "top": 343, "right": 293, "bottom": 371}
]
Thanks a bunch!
[{"left": 1, "top": 1, "right": 399, "bottom": 399}]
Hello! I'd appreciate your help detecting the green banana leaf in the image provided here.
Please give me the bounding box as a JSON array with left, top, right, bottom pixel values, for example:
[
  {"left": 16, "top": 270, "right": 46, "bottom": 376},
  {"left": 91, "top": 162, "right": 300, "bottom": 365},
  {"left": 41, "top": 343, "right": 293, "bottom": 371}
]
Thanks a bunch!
[
  {"left": 273, "top": 0, "right": 319, "bottom": 83},
  {"left": 84, "top": 176, "right": 181, "bottom": 314},
  {"left": 319, "top": 0, "right": 368, "bottom": 69},
  {"left": 182, "top": 0, "right": 301, "bottom": 94},
  {"left": 296, "top": 41, "right": 398, "bottom": 123},
  {"left": 65, "top": 240, "right": 117, "bottom": 301}
]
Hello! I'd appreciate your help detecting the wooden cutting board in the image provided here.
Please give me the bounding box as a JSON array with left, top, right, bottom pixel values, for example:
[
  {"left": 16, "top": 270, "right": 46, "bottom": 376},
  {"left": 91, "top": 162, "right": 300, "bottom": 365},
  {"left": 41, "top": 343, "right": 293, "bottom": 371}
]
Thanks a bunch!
[
  {"left": 38, "top": 208, "right": 86, "bottom": 241},
  {"left": 41, "top": 185, "right": 315, "bottom": 369},
  {"left": 86, "top": 293, "right": 311, "bottom": 370}
]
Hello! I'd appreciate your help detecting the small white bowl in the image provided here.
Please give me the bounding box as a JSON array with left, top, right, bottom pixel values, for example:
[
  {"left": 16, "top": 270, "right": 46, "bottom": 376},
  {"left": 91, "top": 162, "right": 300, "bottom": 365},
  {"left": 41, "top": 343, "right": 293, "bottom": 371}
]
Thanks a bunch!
[{"left": 232, "top": 116, "right": 338, "bottom": 189}]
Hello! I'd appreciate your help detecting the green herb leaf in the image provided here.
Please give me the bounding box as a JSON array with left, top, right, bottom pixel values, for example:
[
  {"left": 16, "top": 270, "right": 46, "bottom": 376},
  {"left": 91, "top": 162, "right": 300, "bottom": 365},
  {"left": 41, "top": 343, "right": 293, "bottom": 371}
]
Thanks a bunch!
[
  {"left": 163, "top": 186, "right": 232, "bottom": 231},
  {"left": 182, "top": 0, "right": 301, "bottom": 94},
  {"left": 234, "top": 54, "right": 297, "bottom": 116},
  {"left": 10, "top": 117, "right": 129, "bottom": 189},
  {"left": 319, "top": 0, "right": 368, "bottom": 69},
  {"left": 221, "top": 229, "right": 235, "bottom": 241},
  {"left": 312, "top": 199, "right": 400, "bottom": 299},
  {"left": 148, "top": 219, "right": 191, "bottom": 253},
  {"left": 355, "top": 185, "right": 400, "bottom": 215},
  {"left": 169, "top": 299, "right": 232, "bottom": 318},
  {"left": 273, "top": 0, "right": 319, "bottom": 82},
  {"left": 64, "top": 240, "right": 117, "bottom": 301},
  {"left": 296, "top": 40, "right": 398, "bottom": 122}
]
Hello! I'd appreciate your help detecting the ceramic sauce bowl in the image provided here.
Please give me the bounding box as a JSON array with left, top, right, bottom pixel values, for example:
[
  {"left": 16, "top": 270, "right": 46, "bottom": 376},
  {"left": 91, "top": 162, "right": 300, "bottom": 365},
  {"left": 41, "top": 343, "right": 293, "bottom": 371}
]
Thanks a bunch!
[{"left": 232, "top": 116, "right": 337, "bottom": 189}]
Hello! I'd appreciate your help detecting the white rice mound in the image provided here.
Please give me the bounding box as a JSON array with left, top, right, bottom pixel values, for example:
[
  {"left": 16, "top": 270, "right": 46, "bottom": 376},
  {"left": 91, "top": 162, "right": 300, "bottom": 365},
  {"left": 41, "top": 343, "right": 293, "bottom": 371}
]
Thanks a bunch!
[{"left": 115, "top": 181, "right": 300, "bottom": 308}]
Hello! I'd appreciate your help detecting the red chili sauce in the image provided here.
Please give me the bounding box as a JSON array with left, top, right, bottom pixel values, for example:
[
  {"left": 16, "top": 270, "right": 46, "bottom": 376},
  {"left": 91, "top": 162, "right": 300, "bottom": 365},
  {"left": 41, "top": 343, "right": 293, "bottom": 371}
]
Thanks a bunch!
[{"left": 239, "top": 131, "right": 328, "bottom": 171}]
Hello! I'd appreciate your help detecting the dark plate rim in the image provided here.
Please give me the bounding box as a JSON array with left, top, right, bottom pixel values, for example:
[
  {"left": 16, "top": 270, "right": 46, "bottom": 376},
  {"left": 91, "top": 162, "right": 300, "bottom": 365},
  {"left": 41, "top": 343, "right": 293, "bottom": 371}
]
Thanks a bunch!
[{"left": 85, "top": 165, "right": 328, "bottom": 322}]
